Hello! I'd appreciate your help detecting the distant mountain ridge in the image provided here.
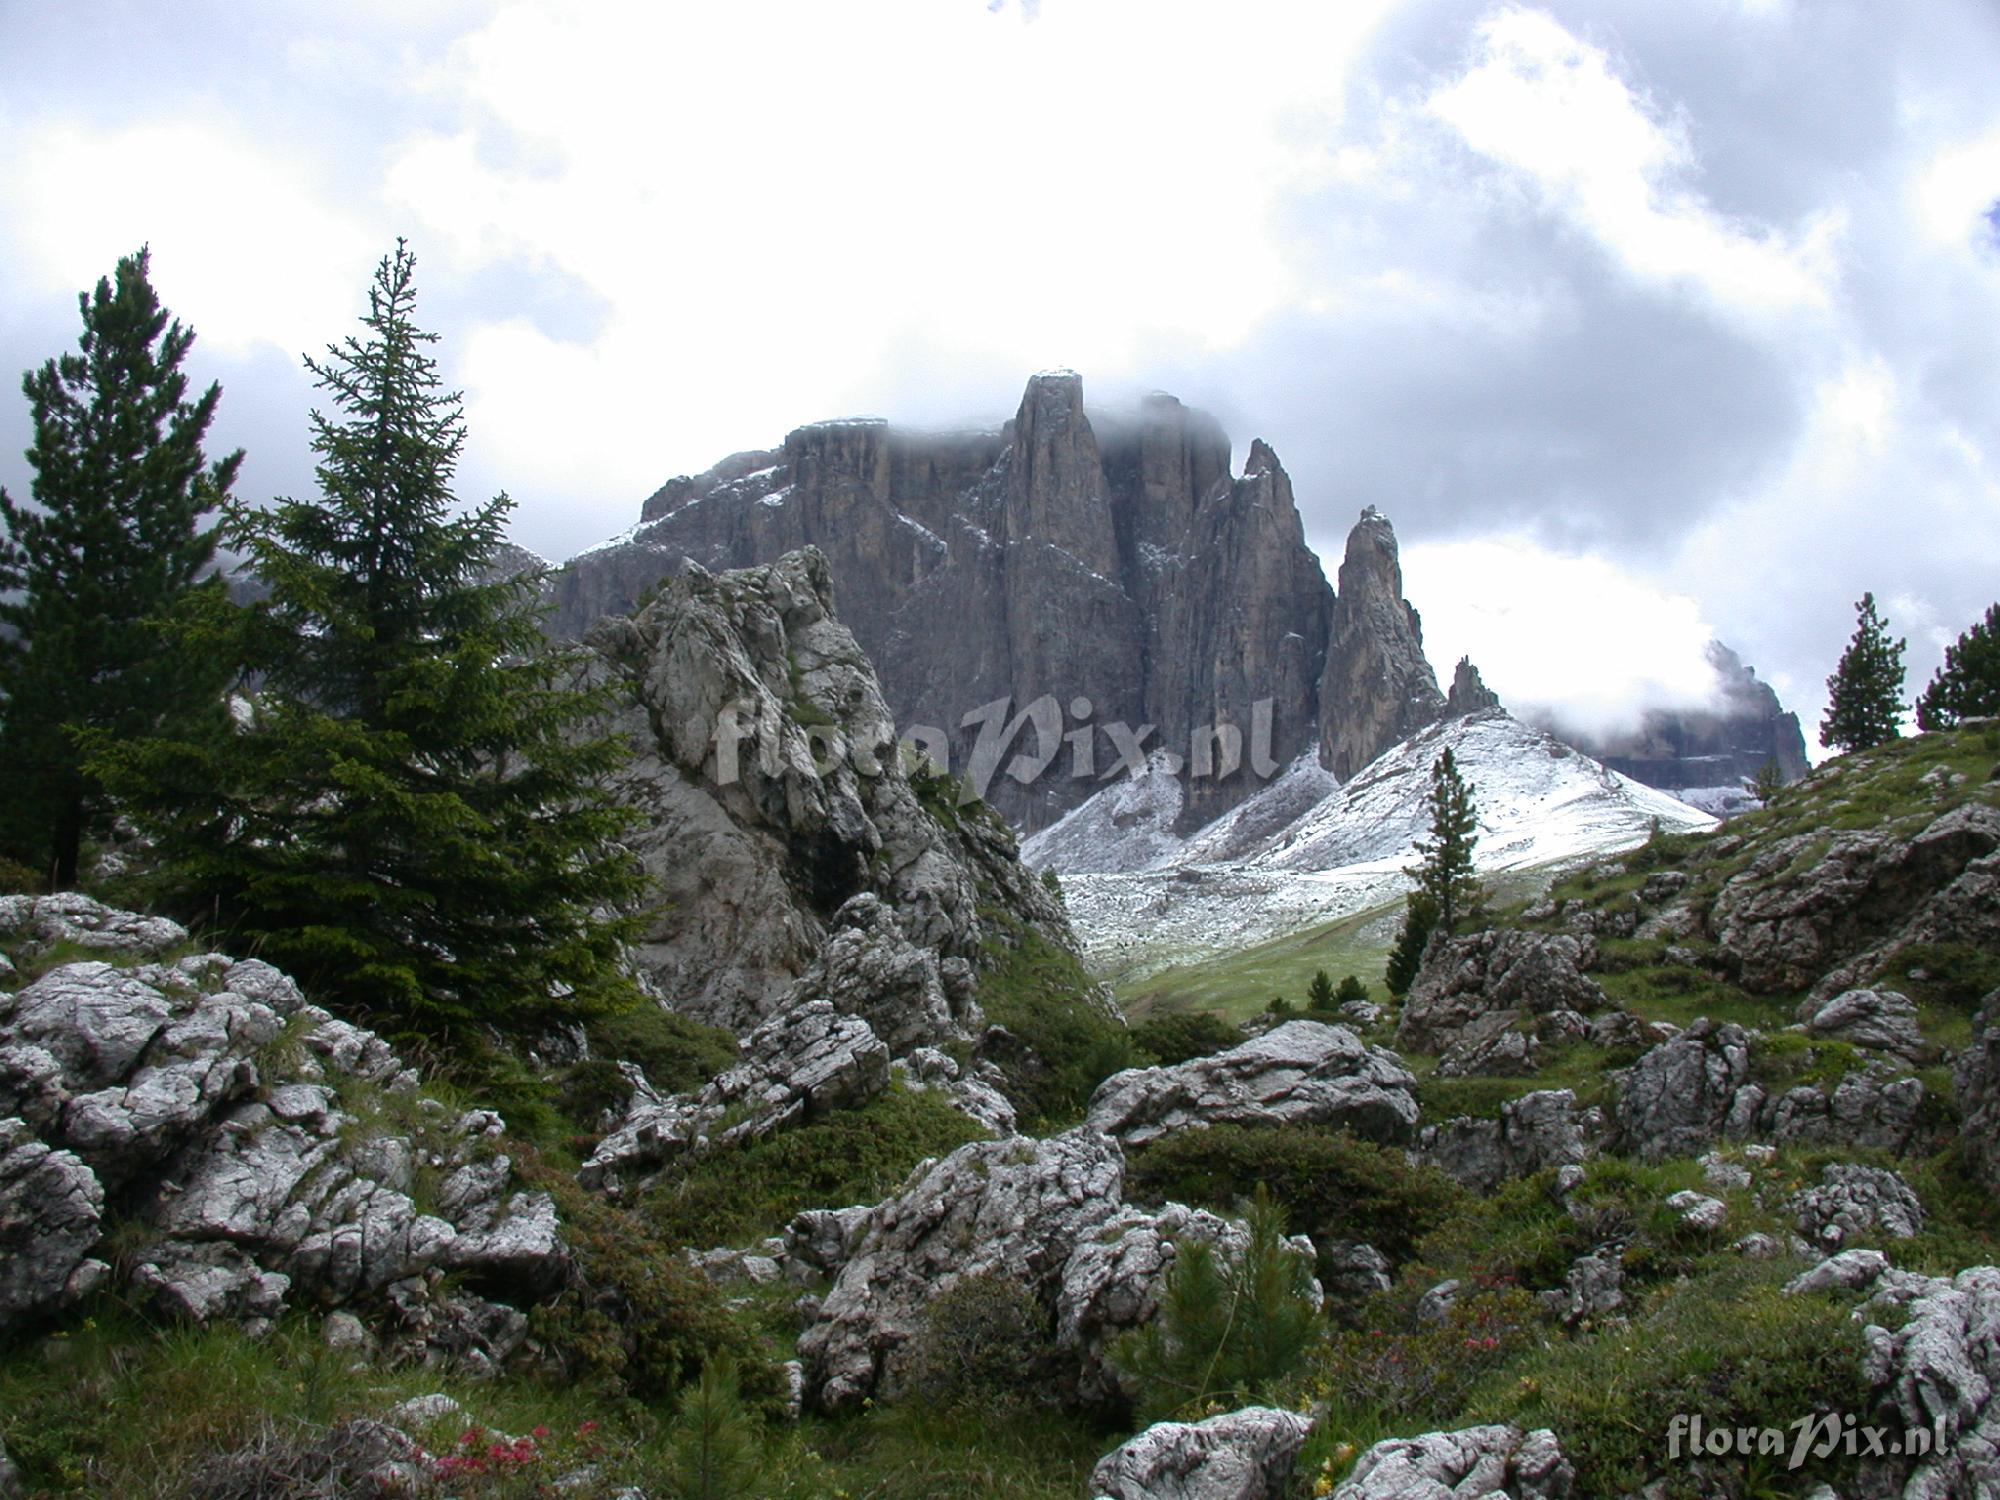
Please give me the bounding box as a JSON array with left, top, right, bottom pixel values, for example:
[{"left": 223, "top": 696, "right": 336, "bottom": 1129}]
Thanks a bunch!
[{"left": 544, "top": 370, "right": 1805, "bottom": 832}]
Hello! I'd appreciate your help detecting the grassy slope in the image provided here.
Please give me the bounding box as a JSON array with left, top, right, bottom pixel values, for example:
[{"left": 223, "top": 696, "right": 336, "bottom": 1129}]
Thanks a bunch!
[{"left": 1114, "top": 867, "right": 1560, "bottom": 1025}]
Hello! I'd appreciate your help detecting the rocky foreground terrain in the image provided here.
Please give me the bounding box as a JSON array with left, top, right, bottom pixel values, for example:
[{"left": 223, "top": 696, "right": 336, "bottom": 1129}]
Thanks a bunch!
[{"left": 3, "top": 556, "right": 1998, "bottom": 1498}]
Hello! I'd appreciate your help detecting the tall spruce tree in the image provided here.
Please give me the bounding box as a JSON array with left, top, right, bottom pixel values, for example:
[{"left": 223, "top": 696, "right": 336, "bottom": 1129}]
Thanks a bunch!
[
  {"left": 1916, "top": 603, "right": 2000, "bottom": 731},
  {"left": 0, "top": 248, "right": 239, "bottom": 888},
  {"left": 1821, "top": 592, "right": 1906, "bottom": 753},
  {"left": 1387, "top": 749, "right": 1481, "bottom": 995},
  {"left": 98, "top": 242, "right": 644, "bottom": 1032}
]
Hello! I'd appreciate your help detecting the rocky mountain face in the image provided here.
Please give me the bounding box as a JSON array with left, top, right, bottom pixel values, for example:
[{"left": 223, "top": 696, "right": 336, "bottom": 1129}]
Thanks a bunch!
[
  {"left": 1316, "top": 506, "right": 1447, "bottom": 781},
  {"left": 1548, "top": 641, "right": 1810, "bottom": 804},
  {"left": 548, "top": 373, "right": 1355, "bottom": 832}
]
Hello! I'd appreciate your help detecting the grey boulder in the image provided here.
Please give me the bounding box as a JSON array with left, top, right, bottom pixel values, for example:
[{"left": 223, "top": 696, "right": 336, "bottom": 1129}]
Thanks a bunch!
[
  {"left": 1084, "top": 1021, "right": 1417, "bottom": 1149},
  {"left": 1089, "top": 1406, "right": 1313, "bottom": 1500}
]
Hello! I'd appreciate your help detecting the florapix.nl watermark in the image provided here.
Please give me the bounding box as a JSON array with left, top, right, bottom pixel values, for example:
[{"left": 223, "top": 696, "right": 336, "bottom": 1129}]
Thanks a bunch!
[
  {"left": 1666, "top": 1411, "right": 1944, "bottom": 1471},
  {"left": 712, "top": 693, "right": 1286, "bottom": 804}
]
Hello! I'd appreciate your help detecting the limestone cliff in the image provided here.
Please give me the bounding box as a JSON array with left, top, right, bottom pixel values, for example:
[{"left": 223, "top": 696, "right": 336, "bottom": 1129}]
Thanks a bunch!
[
  {"left": 548, "top": 373, "right": 1332, "bottom": 831},
  {"left": 584, "top": 547, "right": 1082, "bottom": 1036}
]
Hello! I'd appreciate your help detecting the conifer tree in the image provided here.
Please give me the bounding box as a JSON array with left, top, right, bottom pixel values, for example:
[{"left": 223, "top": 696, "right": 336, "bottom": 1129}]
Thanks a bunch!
[
  {"left": 1385, "top": 890, "right": 1438, "bottom": 998},
  {"left": 1821, "top": 592, "right": 1906, "bottom": 752},
  {"left": 1306, "top": 969, "right": 1336, "bottom": 1012},
  {"left": 1114, "top": 1184, "right": 1319, "bottom": 1422},
  {"left": 98, "top": 242, "right": 643, "bottom": 1032},
  {"left": 1413, "top": 747, "right": 1481, "bottom": 932},
  {"left": 1916, "top": 603, "right": 2000, "bottom": 731},
  {"left": 0, "top": 248, "right": 239, "bottom": 887},
  {"left": 1387, "top": 750, "right": 1481, "bottom": 996}
]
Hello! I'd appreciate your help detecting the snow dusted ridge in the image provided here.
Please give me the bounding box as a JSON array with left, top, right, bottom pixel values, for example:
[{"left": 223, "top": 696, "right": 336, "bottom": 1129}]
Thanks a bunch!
[{"left": 1027, "top": 709, "right": 1715, "bottom": 980}]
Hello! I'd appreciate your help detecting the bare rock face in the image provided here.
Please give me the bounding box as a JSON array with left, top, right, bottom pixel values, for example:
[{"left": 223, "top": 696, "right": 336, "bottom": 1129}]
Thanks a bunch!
[
  {"left": 1316, "top": 507, "right": 1446, "bottom": 783},
  {"left": 1398, "top": 930, "right": 1609, "bottom": 1060},
  {"left": 0, "top": 909, "right": 567, "bottom": 1352},
  {"left": 1710, "top": 803, "right": 2000, "bottom": 997},
  {"left": 549, "top": 374, "right": 1337, "bottom": 833},
  {"left": 1331, "top": 1425, "right": 1573, "bottom": 1500},
  {"left": 1954, "top": 990, "right": 2000, "bottom": 1191},
  {"left": 579, "top": 999, "right": 891, "bottom": 1193},
  {"left": 1088, "top": 1406, "right": 1313, "bottom": 1500},
  {"left": 1798, "top": 988, "right": 1927, "bottom": 1061},
  {"left": 1083, "top": 1020, "right": 1418, "bottom": 1149},
  {"left": 1418, "top": 1089, "right": 1592, "bottom": 1193},
  {"left": 1444, "top": 657, "right": 1502, "bottom": 718},
  {"left": 586, "top": 545, "right": 1079, "bottom": 1037},
  {"left": 798, "top": 1127, "right": 1124, "bottom": 1412},
  {"left": 0, "top": 1117, "right": 106, "bottom": 1329},
  {"left": 1554, "top": 640, "right": 1810, "bottom": 801}
]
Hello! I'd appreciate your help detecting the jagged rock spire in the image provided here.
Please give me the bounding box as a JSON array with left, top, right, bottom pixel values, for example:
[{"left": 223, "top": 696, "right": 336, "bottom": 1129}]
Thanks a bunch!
[
  {"left": 1316, "top": 508, "right": 1446, "bottom": 781},
  {"left": 1446, "top": 656, "right": 1503, "bottom": 717}
]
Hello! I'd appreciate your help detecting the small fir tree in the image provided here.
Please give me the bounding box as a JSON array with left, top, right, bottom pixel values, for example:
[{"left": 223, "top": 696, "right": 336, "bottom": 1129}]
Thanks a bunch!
[
  {"left": 1334, "top": 973, "right": 1370, "bottom": 1006},
  {"left": 1306, "top": 969, "right": 1337, "bottom": 1012},
  {"left": 1387, "top": 749, "right": 1482, "bottom": 996},
  {"left": 1746, "top": 757, "right": 1786, "bottom": 806},
  {"left": 1413, "top": 747, "right": 1481, "bottom": 932},
  {"left": 1916, "top": 603, "right": 2000, "bottom": 731},
  {"left": 97, "top": 242, "right": 643, "bottom": 1033},
  {"left": 1821, "top": 592, "right": 1906, "bottom": 752},
  {"left": 0, "top": 248, "right": 240, "bottom": 887},
  {"left": 667, "top": 1354, "right": 762, "bottom": 1499},
  {"left": 1385, "top": 890, "right": 1439, "bottom": 997},
  {"left": 1114, "top": 1184, "right": 1319, "bottom": 1422}
]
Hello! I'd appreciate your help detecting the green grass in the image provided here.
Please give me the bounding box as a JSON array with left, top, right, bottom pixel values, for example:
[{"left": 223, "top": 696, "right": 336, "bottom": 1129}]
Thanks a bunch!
[
  {"left": 1115, "top": 899, "right": 1402, "bottom": 1025},
  {"left": 977, "top": 927, "right": 1140, "bottom": 1131},
  {"left": 0, "top": 1301, "right": 673, "bottom": 1496},
  {"left": 637, "top": 1083, "right": 987, "bottom": 1251}
]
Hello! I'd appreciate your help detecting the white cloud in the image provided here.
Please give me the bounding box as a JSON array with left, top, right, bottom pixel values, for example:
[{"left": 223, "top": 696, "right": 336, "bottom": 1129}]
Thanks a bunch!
[
  {"left": 0, "top": 119, "right": 377, "bottom": 361},
  {"left": 375, "top": 0, "right": 1402, "bottom": 531},
  {"left": 1400, "top": 534, "right": 1723, "bottom": 738},
  {"left": 1426, "top": 7, "right": 1839, "bottom": 324}
]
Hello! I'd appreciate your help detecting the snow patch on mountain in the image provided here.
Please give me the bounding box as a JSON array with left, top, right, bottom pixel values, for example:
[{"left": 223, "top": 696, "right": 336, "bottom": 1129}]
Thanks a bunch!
[{"left": 1033, "top": 709, "right": 1715, "bottom": 980}]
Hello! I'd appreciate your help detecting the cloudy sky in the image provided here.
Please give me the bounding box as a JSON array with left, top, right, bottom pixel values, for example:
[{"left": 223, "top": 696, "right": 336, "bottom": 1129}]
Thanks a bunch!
[{"left": 3, "top": 0, "right": 1997, "bottom": 752}]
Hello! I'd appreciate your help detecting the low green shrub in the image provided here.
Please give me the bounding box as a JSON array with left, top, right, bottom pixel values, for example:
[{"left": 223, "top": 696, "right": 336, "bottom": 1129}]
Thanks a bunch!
[
  {"left": 1113, "top": 1186, "right": 1320, "bottom": 1423},
  {"left": 1131, "top": 1010, "right": 1242, "bottom": 1066},
  {"left": 516, "top": 1150, "right": 773, "bottom": 1408},
  {"left": 1473, "top": 1263, "right": 1873, "bottom": 1498},
  {"left": 639, "top": 1084, "right": 986, "bottom": 1251},
  {"left": 1127, "top": 1122, "right": 1464, "bottom": 1265},
  {"left": 904, "top": 1272, "right": 1059, "bottom": 1412},
  {"left": 977, "top": 930, "right": 1141, "bottom": 1131}
]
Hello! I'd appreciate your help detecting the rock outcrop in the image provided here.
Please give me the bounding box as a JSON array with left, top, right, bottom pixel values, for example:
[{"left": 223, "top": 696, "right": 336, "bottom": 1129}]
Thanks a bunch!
[
  {"left": 578, "top": 999, "right": 891, "bottom": 1194},
  {"left": 1083, "top": 1020, "right": 1418, "bottom": 1148},
  {"left": 584, "top": 546, "right": 1084, "bottom": 1036},
  {"left": 1443, "top": 656, "right": 1502, "bottom": 718},
  {"left": 0, "top": 896, "right": 565, "bottom": 1360},
  {"left": 1398, "top": 930, "right": 1611, "bottom": 1066},
  {"left": 1316, "top": 507, "right": 1446, "bottom": 782},
  {"left": 1088, "top": 1406, "right": 1313, "bottom": 1500},
  {"left": 799, "top": 1128, "right": 1122, "bottom": 1411},
  {"left": 1784, "top": 1253, "right": 2000, "bottom": 1498},
  {"left": 1609, "top": 1020, "right": 1934, "bottom": 1160},
  {"left": 1954, "top": 989, "right": 2000, "bottom": 1192},
  {"left": 1419, "top": 1089, "right": 1593, "bottom": 1193},
  {"left": 1710, "top": 802, "right": 2000, "bottom": 999},
  {"left": 1331, "top": 1425, "right": 1573, "bottom": 1500}
]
